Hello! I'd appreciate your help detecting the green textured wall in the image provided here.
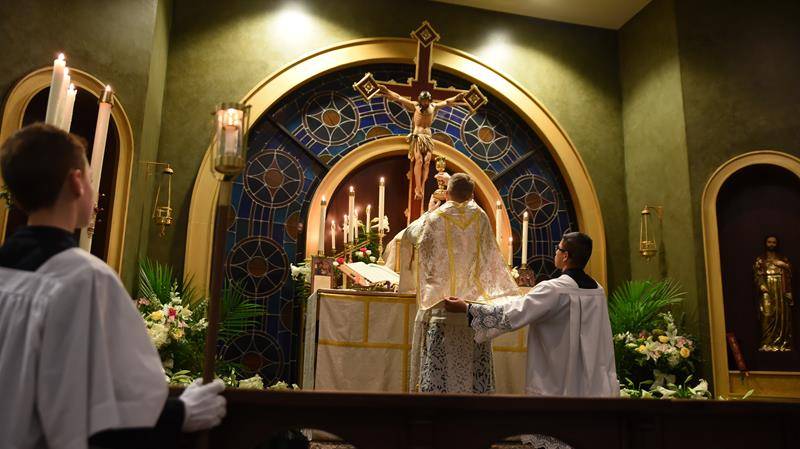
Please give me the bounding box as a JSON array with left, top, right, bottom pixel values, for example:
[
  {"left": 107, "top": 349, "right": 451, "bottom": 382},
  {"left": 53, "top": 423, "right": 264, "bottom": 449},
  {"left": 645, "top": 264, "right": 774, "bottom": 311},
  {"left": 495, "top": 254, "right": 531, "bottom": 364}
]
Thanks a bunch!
[
  {"left": 0, "top": 0, "right": 165, "bottom": 290},
  {"left": 619, "top": 0, "right": 701, "bottom": 327},
  {"left": 151, "top": 0, "right": 629, "bottom": 290},
  {"left": 126, "top": 0, "right": 173, "bottom": 288},
  {"left": 675, "top": 0, "right": 800, "bottom": 328},
  {"left": 620, "top": 0, "right": 800, "bottom": 385}
]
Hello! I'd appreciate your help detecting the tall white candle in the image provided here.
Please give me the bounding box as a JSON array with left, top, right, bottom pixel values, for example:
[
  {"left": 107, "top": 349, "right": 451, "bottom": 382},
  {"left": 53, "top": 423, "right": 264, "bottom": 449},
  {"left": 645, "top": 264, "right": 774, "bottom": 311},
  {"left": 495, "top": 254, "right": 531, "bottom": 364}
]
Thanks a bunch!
[
  {"left": 378, "top": 177, "right": 385, "bottom": 234},
  {"left": 330, "top": 220, "right": 336, "bottom": 251},
  {"left": 354, "top": 208, "right": 360, "bottom": 241},
  {"left": 318, "top": 196, "right": 327, "bottom": 255},
  {"left": 348, "top": 186, "right": 355, "bottom": 243},
  {"left": 507, "top": 236, "right": 513, "bottom": 266},
  {"left": 521, "top": 211, "right": 529, "bottom": 265},
  {"left": 53, "top": 68, "right": 71, "bottom": 128},
  {"left": 60, "top": 83, "right": 77, "bottom": 132},
  {"left": 366, "top": 204, "right": 371, "bottom": 235},
  {"left": 45, "top": 53, "right": 67, "bottom": 125},
  {"left": 79, "top": 85, "right": 113, "bottom": 251},
  {"left": 495, "top": 200, "right": 502, "bottom": 246},
  {"left": 343, "top": 214, "right": 350, "bottom": 244},
  {"left": 222, "top": 108, "right": 240, "bottom": 154}
]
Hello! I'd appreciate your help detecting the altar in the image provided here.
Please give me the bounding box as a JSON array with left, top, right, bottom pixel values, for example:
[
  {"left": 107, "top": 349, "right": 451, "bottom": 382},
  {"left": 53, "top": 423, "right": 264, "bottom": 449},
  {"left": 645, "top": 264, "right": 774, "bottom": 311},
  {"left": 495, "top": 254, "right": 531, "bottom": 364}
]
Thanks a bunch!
[{"left": 302, "top": 289, "right": 528, "bottom": 394}]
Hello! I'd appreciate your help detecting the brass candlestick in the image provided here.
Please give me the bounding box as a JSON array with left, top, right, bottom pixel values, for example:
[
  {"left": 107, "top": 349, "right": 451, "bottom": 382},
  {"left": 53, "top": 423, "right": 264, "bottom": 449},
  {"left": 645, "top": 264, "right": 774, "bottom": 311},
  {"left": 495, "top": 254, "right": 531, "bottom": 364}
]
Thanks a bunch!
[{"left": 377, "top": 227, "right": 386, "bottom": 265}]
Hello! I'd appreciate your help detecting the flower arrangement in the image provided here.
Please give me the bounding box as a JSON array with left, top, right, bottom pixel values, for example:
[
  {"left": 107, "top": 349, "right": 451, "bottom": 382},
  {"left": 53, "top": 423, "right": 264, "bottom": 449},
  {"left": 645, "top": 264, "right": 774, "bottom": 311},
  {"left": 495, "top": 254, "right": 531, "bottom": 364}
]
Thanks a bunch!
[
  {"left": 290, "top": 261, "right": 312, "bottom": 304},
  {"left": 614, "top": 312, "right": 701, "bottom": 393},
  {"left": 136, "top": 259, "right": 268, "bottom": 387},
  {"left": 608, "top": 279, "right": 710, "bottom": 399},
  {"left": 353, "top": 246, "right": 376, "bottom": 263},
  {"left": 166, "top": 370, "right": 299, "bottom": 392},
  {"left": 620, "top": 375, "right": 711, "bottom": 400},
  {"left": 370, "top": 215, "right": 390, "bottom": 234},
  {"left": 138, "top": 284, "right": 207, "bottom": 350}
]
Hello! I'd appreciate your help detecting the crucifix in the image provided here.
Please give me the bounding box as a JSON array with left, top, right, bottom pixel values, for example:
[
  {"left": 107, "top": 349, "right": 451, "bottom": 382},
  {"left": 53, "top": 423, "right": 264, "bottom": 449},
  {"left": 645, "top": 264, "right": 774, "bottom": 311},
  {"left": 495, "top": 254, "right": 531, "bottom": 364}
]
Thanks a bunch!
[{"left": 354, "top": 21, "right": 488, "bottom": 225}]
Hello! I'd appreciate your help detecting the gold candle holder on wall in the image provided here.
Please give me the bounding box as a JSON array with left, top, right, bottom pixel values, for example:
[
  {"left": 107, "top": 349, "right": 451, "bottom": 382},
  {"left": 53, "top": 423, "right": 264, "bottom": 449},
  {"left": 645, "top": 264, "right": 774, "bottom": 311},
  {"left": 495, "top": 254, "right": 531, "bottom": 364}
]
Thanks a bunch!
[
  {"left": 639, "top": 205, "right": 664, "bottom": 260},
  {"left": 142, "top": 162, "right": 175, "bottom": 237}
]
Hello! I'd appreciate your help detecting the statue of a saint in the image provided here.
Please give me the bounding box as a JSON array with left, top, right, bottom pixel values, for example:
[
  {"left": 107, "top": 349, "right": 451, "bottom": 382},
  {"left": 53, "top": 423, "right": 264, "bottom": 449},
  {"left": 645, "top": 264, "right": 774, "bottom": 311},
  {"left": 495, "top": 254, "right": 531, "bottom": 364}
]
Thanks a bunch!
[
  {"left": 753, "top": 235, "right": 794, "bottom": 352},
  {"left": 377, "top": 85, "right": 465, "bottom": 199}
]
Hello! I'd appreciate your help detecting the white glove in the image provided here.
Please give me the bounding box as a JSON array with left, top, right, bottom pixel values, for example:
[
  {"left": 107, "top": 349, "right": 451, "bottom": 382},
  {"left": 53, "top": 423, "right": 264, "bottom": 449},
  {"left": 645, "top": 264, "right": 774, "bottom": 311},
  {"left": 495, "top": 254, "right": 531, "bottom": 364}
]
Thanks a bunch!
[{"left": 178, "top": 378, "right": 227, "bottom": 432}]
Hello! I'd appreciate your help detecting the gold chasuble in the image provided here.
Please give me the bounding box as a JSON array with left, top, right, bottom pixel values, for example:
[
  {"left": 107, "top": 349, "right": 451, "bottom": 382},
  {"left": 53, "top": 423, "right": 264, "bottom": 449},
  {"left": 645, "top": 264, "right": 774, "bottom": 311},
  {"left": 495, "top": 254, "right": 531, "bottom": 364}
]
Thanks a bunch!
[{"left": 410, "top": 200, "right": 518, "bottom": 393}]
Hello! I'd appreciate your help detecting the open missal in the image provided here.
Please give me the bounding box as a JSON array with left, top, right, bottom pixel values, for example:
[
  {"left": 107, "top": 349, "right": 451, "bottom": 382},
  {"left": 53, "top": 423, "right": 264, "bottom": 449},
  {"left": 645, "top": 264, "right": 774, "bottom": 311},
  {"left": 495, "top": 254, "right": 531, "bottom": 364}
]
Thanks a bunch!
[{"left": 338, "top": 262, "right": 400, "bottom": 287}]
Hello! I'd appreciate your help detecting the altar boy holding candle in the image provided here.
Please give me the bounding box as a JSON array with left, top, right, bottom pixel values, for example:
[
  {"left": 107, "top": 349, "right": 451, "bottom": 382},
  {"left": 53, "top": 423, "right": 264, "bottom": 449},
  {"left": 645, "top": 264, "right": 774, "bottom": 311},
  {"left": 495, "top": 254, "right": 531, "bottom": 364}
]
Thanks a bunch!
[{"left": 0, "top": 124, "right": 226, "bottom": 449}]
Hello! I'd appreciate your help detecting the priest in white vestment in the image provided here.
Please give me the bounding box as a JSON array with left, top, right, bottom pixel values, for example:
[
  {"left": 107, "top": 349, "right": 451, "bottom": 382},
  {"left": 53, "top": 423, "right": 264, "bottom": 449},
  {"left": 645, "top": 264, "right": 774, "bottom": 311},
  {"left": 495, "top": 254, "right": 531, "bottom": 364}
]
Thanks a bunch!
[
  {"left": 444, "top": 231, "right": 619, "bottom": 398},
  {"left": 410, "top": 173, "right": 519, "bottom": 393},
  {"left": 384, "top": 194, "right": 440, "bottom": 294}
]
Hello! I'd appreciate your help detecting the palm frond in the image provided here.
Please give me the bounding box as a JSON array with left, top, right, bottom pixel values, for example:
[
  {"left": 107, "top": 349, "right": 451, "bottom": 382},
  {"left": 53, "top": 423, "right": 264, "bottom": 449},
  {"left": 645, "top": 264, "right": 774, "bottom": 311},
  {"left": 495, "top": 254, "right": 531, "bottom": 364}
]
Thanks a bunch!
[
  {"left": 608, "top": 279, "right": 685, "bottom": 335},
  {"left": 219, "top": 281, "right": 266, "bottom": 342},
  {"left": 138, "top": 258, "right": 174, "bottom": 303},
  {"left": 177, "top": 273, "right": 201, "bottom": 306}
]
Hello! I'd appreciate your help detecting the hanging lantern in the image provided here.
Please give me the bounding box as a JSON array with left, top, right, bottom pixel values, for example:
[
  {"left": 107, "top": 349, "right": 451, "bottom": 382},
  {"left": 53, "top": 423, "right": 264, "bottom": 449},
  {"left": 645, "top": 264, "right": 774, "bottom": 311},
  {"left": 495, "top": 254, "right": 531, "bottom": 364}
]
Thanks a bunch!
[
  {"left": 639, "top": 205, "right": 663, "bottom": 260},
  {"left": 212, "top": 102, "right": 251, "bottom": 177},
  {"left": 152, "top": 165, "right": 174, "bottom": 236}
]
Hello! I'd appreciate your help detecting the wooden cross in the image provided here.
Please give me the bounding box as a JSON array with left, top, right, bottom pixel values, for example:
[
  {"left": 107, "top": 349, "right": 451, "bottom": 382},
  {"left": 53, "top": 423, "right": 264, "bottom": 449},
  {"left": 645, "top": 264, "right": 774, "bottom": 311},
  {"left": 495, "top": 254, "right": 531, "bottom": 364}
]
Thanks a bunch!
[{"left": 354, "top": 21, "right": 488, "bottom": 224}]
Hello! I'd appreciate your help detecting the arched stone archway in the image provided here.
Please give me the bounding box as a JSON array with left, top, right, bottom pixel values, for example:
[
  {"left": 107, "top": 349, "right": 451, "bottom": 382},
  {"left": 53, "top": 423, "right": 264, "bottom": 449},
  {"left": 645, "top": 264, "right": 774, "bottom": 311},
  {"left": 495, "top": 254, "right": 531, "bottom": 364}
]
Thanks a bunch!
[
  {"left": 186, "top": 38, "right": 606, "bottom": 292},
  {"left": 0, "top": 67, "right": 135, "bottom": 272},
  {"left": 701, "top": 150, "right": 800, "bottom": 399}
]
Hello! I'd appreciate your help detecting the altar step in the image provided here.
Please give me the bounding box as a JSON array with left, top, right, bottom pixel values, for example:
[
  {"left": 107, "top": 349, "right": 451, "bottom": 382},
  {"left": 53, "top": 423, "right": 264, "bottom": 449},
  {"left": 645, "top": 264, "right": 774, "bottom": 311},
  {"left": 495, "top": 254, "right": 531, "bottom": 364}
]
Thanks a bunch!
[{"left": 310, "top": 443, "right": 531, "bottom": 449}]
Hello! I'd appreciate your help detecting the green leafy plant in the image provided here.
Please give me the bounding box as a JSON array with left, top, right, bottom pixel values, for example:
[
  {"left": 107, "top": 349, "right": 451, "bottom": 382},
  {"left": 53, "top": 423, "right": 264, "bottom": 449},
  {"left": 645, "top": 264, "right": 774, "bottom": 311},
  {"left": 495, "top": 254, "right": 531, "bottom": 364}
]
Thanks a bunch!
[
  {"left": 219, "top": 282, "right": 266, "bottom": 342},
  {"left": 608, "top": 279, "right": 685, "bottom": 336},
  {"left": 139, "top": 258, "right": 199, "bottom": 306},
  {"left": 136, "top": 258, "right": 266, "bottom": 383}
]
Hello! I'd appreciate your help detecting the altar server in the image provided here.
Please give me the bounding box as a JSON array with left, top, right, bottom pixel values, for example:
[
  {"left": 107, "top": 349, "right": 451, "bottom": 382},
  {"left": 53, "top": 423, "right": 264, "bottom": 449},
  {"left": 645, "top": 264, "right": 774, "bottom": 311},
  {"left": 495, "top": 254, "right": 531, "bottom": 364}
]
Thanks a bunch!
[
  {"left": 0, "top": 124, "right": 225, "bottom": 449},
  {"left": 445, "top": 231, "right": 619, "bottom": 398}
]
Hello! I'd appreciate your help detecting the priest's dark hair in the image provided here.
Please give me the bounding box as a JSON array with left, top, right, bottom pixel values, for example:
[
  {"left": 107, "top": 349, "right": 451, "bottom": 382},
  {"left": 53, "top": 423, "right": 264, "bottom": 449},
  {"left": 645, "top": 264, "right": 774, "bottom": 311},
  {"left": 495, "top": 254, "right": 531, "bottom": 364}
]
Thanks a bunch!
[
  {"left": 561, "top": 231, "right": 593, "bottom": 269},
  {"left": 0, "top": 123, "right": 87, "bottom": 213},
  {"left": 447, "top": 173, "right": 474, "bottom": 203}
]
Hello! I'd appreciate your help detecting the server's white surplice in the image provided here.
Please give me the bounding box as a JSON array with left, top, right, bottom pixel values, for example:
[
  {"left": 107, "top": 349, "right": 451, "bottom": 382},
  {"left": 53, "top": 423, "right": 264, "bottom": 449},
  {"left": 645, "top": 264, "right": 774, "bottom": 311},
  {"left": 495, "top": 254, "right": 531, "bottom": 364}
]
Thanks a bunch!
[
  {"left": 469, "top": 274, "right": 619, "bottom": 397},
  {"left": 0, "top": 248, "right": 167, "bottom": 449}
]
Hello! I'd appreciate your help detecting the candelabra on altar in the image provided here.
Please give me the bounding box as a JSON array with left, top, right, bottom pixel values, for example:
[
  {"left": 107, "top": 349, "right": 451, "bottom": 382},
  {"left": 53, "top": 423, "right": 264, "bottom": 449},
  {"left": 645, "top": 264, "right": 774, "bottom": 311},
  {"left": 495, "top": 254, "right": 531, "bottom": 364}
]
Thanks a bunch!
[{"left": 377, "top": 226, "right": 385, "bottom": 265}]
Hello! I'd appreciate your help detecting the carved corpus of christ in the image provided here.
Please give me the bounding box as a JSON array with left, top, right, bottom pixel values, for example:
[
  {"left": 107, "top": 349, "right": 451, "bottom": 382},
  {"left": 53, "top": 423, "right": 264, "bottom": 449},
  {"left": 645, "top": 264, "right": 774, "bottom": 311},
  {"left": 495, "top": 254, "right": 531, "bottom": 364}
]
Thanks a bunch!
[
  {"left": 378, "top": 85, "right": 464, "bottom": 199},
  {"left": 353, "top": 21, "right": 488, "bottom": 223}
]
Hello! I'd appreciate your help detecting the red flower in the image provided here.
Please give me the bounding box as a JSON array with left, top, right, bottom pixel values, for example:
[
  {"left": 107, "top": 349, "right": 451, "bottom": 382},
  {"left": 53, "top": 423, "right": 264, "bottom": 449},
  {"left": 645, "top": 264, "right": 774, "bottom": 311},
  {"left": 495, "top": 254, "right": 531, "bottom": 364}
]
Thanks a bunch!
[
  {"left": 167, "top": 308, "right": 177, "bottom": 321},
  {"left": 336, "top": 257, "right": 345, "bottom": 264},
  {"left": 360, "top": 247, "right": 367, "bottom": 252}
]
